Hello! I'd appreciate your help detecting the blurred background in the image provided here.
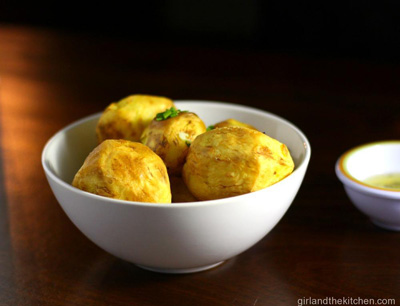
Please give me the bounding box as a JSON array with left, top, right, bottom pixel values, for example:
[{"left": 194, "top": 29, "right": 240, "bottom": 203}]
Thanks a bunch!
[{"left": 1, "top": 0, "right": 400, "bottom": 62}]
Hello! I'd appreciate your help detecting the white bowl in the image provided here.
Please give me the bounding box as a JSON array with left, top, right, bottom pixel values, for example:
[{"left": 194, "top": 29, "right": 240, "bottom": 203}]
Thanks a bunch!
[
  {"left": 336, "top": 141, "right": 400, "bottom": 231},
  {"left": 42, "top": 101, "right": 311, "bottom": 273}
]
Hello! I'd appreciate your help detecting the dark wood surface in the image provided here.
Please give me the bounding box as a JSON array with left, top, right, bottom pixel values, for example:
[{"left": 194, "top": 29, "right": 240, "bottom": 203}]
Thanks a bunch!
[{"left": 0, "top": 25, "right": 399, "bottom": 305}]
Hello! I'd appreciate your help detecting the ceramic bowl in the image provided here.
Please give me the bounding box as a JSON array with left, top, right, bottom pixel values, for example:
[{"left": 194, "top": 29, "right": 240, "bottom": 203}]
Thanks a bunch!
[
  {"left": 42, "top": 101, "right": 311, "bottom": 273},
  {"left": 336, "top": 141, "right": 400, "bottom": 231}
]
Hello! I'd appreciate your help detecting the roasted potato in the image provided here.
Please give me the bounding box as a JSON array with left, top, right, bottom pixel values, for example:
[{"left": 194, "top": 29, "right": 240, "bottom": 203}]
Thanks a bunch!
[
  {"left": 183, "top": 126, "right": 294, "bottom": 200},
  {"left": 96, "top": 94, "right": 175, "bottom": 143},
  {"left": 141, "top": 110, "right": 206, "bottom": 176},
  {"left": 214, "top": 118, "right": 257, "bottom": 131},
  {"left": 72, "top": 139, "right": 171, "bottom": 203},
  {"left": 170, "top": 176, "right": 198, "bottom": 203}
]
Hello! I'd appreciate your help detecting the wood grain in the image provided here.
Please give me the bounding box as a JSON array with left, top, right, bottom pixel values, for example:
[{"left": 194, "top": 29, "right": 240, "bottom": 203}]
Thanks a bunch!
[{"left": 0, "top": 25, "right": 399, "bottom": 305}]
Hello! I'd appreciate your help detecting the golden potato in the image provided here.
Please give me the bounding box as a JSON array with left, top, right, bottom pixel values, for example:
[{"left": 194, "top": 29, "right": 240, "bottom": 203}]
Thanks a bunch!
[
  {"left": 141, "top": 111, "right": 206, "bottom": 176},
  {"left": 170, "top": 176, "right": 198, "bottom": 203},
  {"left": 96, "top": 94, "right": 175, "bottom": 143},
  {"left": 72, "top": 139, "right": 171, "bottom": 203},
  {"left": 214, "top": 118, "right": 257, "bottom": 131},
  {"left": 183, "top": 127, "right": 294, "bottom": 200}
]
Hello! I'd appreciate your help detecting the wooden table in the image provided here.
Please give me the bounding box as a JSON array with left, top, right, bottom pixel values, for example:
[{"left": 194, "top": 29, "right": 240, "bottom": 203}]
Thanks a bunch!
[{"left": 0, "top": 26, "right": 399, "bottom": 305}]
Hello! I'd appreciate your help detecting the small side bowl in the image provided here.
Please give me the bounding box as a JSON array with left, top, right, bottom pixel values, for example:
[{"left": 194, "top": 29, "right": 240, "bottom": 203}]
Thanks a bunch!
[
  {"left": 42, "top": 101, "right": 311, "bottom": 273},
  {"left": 336, "top": 141, "right": 400, "bottom": 231}
]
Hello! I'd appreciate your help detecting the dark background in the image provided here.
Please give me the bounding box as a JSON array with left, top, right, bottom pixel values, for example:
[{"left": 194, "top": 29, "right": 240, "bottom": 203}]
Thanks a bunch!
[{"left": 1, "top": 1, "right": 400, "bottom": 62}]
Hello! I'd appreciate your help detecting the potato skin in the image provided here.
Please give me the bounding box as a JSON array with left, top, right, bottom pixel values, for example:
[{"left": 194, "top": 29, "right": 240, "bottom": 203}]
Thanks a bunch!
[
  {"left": 96, "top": 95, "right": 175, "bottom": 143},
  {"left": 214, "top": 118, "right": 257, "bottom": 131},
  {"left": 183, "top": 127, "right": 294, "bottom": 201},
  {"left": 141, "top": 112, "right": 206, "bottom": 176},
  {"left": 72, "top": 139, "right": 171, "bottom": 203}
]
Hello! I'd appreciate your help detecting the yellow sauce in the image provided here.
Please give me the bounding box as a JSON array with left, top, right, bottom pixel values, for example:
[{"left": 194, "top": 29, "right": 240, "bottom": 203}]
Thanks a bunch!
[{"left": 364, "top": 173, "right": 400, "bottom": 190}]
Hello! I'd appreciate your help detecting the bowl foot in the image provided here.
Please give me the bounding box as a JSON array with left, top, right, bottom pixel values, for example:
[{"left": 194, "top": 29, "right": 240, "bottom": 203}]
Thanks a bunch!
[
  {"left": 371, "top": 219, "right": 400, "bottom": 231},
  {"left": 136, "top": 261, "right": 225, "bottom": 274}
]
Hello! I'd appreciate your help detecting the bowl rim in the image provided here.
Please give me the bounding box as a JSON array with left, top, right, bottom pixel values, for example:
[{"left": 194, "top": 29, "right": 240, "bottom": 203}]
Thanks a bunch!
[
  {"left": 42, "top": 100, "right": 311, "bottom": 207},
  {"left": 336, "top": 140, "right": 400, "bottom": 197}
]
